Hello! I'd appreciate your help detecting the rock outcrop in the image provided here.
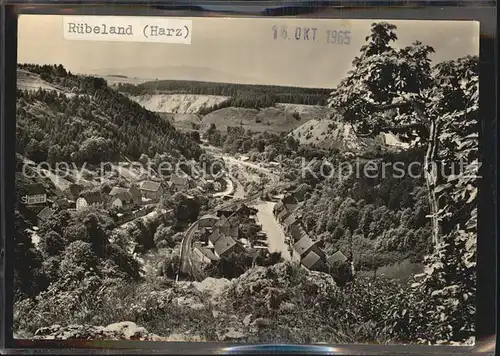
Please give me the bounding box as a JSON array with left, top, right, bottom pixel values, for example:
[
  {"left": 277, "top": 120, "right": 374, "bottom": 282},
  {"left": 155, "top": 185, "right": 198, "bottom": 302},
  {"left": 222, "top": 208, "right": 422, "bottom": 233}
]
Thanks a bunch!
[{"left": 33, "top": 322, "right": 162, "bottom": 341}]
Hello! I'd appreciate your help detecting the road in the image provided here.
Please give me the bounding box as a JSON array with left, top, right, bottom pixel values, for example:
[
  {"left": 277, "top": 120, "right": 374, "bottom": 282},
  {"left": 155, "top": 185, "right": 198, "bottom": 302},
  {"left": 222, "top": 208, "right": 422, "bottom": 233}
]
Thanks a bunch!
[{"left": 252, "top": 201, "right": 291, "bottom": 261}]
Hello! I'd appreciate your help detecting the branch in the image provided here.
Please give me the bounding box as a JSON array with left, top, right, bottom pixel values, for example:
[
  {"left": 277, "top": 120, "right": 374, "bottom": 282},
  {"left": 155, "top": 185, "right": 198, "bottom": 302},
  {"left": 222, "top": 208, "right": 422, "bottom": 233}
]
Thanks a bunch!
[
  {"left": 349, "top": 123, "right": 376, "bottom": 138},
  {"left": 350, "top": 121, "right": 426, "bottom": 138},
  {"left": 359, "top": 95, "right": 430, "bottom": 126},
  {"left": 361, "top": 97, "right": 408, "bottom": 111}
]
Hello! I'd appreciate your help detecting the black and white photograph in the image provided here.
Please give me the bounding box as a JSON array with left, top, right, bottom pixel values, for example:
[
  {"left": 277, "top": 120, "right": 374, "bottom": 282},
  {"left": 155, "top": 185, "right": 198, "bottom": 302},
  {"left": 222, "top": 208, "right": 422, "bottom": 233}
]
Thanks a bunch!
[{"left": 14, "top": 15, "right": 479, "bottom": 345}]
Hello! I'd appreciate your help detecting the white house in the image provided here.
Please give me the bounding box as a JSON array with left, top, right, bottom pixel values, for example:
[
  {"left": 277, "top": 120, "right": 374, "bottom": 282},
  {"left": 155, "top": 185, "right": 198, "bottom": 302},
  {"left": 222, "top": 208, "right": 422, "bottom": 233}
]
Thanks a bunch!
[
  {"left": 22, "top": 183, "right": 46, "bottom": 205},
  {"left": 76, "top": 191, "right": 106, "bottom": 211}
]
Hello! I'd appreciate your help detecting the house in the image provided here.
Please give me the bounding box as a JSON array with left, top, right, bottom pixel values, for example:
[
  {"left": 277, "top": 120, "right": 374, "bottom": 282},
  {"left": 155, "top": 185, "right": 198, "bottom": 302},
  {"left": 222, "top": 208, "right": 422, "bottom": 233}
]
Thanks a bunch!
[
  {"left": 168, "top": 175, "right": 194, "bottom": 192},
  {"left": 37, "top": 206, "right": 55, "bottom": 227},
  {"left": 293, "top": 235, "right": 315, "bottom": 257},
  {"left": 201, "top": 175, "right": 223, "bottom": 192},
  {"left": 273, "top": 201, "right": 285, "bottom": 216},
  {"left": 282, "top": 193, "right": 298, "bottom": 204},
  {"left": 214, "top": 235, "right": 243, "bottom": 257},
  {"left": 21, "top": 183, "right": 46, "bottom": 205},
  {"left": 292, "top": 235, "right": 324, "bottom": 261},
  {"left": 108, "top": 187, "right": 128, "bottom": 196},
  {"left": 276, "top": 209, "right": 291, "bottom": 223},
  {"left": 289, "top": 224, "right": 307, "bottom": 242},
  {"left": 214, "top": 216, "right": 239, "bottom": 238},
  {"left": 199, "top": 214, "right": 220, "bottom": 228},
  {"left": 284, "top": 203, "right": 298, "bottom": 213},
  {"left": 109, "top": 186, "right": 141, "bottom": 208},
  {"left": 110, "top": 191, "right": 135, "bottom": 211},
  {"left": 217, "top": 209, "right": 235, "bottom": 218},
  {"left": 76, "top": 191, "right": 106, "bottom": 211},
  {"left": 233, "top": 203, "right": 257, "bottom": 218},
  {"left": 52, "top": 198, "right": 72, "bottom": 210},
  {"left": 208, "top": 230, "right": 222, "bottom": 245},
  {"left": 63, "top": 183, "right": 83, "bottom": 200},
  {"left": 326, "top": 251, "right": 348, "bottom": 268},
  {"left": 284, "top": 214, "right": 301, "bottom": 231},
  {"left": 215, "top": 215, "right": 231, "bottom": 235},
  {"left": 50, "top": 187, "right": 65, "bottom": 200},
  {"left": 228, "top": 226, "right": 239, "bottom": 238},
  {"left": 193, "top": 242, "right": 220, "bottom": 264},
  {"left": 301, "top": 250, "right": 327, "bottom": 271},
  {"left": 128, "top": 186, "right": 142, "bottom": 205},
  {"left": 139, "top": 180, "right": 163, "bottom": 200}
]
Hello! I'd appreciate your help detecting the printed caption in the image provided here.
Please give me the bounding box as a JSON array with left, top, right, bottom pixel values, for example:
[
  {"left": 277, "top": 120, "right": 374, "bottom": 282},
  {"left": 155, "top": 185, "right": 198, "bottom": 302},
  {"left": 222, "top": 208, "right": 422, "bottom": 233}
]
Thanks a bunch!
[
  {"left": 63, "top": 16, "right": 192, "bottom": 44},
  {"left": 272, "top": 25, "right": 351, "bottom": 45}
]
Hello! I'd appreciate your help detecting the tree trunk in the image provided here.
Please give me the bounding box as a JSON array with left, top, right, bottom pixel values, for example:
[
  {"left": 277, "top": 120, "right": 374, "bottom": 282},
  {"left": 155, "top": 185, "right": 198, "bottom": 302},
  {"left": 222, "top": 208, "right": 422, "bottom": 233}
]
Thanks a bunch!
[{"left": 424, "top": 119, "right": 441, "bottom": 249}]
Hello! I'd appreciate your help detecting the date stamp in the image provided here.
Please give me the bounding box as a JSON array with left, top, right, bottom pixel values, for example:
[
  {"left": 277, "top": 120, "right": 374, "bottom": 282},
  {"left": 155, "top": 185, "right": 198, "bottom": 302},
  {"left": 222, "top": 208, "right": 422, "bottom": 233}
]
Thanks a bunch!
[{"left": 271, "top": 25, "right": 351, "bottom": 45}]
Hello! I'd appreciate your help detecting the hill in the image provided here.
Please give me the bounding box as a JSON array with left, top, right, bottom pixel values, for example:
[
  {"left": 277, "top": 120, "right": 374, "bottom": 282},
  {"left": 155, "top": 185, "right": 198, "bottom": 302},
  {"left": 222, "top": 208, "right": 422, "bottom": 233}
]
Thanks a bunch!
[
  {"left": 116, "top": 80, "right": 331, "bottom": 106},
  {"left": 132, "top": 94, "right": 231, "bottom": 114},
  {"left": 16, "top": 64, "right": 202, "bottom": 165},
  {"left": 92, "top": 65, "right": 252, "bottom": 85},
  {"left": 17, "top": 69, "right": 66, "bottom": 94},
  {"left": 287, "top": 117, "right": 408, "bottom": 153},
  {"left": 199, "top": 104, "right": 336, "bottom": 134},
  {"left": 158, "top": 113, "right": 203, "bottom": 132}
]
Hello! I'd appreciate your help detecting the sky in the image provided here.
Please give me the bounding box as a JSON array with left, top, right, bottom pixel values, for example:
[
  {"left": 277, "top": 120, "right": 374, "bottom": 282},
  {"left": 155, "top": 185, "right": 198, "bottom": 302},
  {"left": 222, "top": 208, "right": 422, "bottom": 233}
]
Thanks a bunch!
[{"left": 17, "top": 15, "right": 479, "bottom": 88}]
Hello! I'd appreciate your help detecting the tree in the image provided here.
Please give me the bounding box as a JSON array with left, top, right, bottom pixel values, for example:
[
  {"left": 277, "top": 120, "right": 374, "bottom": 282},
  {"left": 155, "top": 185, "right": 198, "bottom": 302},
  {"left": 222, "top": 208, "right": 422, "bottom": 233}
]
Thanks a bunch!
[
  {"left": 104, "top": 243, "right": 141, "bottom": 280},
  {"left": 58, "top": 240, "right": 98, "bottom": 281},
  {"left": 329, "top": 22, "right": 478, "bottom": 251},
  {"left": 169, "top": 192, "right": 201, "bottom": 223},
  {"left": 13, "top": 211, "right": 46, "bottom": 299},
  {"left": 190, "top": 130, "right": 201, "bottom": 143},
  {"left": 82, "top": 213, "right": 109, "bottom": 255},
  {"left": 39, "top": 231, "right": 66, "bottom": 257},
  {"left": 406, "top": 66, "right": 478, "bottom": 343}
]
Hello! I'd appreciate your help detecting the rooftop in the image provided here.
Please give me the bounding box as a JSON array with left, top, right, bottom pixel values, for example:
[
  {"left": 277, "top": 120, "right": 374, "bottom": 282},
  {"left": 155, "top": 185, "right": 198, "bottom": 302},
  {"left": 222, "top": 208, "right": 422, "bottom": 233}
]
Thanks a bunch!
[
  {"left": 109, "top": 187, "right": 129, "bottom": 196},
  {"left": 26, "top": 183, "right": 45, "bottom": 195},
  {"left": 37, "top": 206, "right": 55, "bottom": 221},
  {"left": 79, "top": 191, "right": 104, "bottom": 204},
  {"left": 193, "top": 242, "right": 220, "bottom": 261},
  {"left": 139, "top": 180, "right": 162, "bottom": 192},
  {"left": 214, "top": 235, "right": 238, "bottom": 256},
  {"left": 215, "top": 215, "right": 231, "bottom": 228},
  {"left": 327, "top": 251, "right": 348, "bottom": 266},
  {"left": 208, "top": 230, "right": 222, "bottom": 244},
  {"left": 170, "top": 175, "right": 189, "bottom": 186},
  {"left": 112, "top": 191, "right": 134, "bottom": 203},
  {"left": 293, "top": 235, "right": 315, "bottom": 256},
  {"left": 301, "top": 250, "right": 325, "bottom": 270},
  {"left": 284, "top": 213, "right": 299, "bottom": 227}
]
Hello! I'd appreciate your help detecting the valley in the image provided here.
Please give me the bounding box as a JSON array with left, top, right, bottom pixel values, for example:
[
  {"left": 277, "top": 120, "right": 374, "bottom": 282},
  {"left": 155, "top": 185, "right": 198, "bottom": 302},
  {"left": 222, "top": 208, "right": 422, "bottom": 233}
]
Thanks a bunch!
[{"left": 13, "top": 31, "right": 479, "bottom": 346}]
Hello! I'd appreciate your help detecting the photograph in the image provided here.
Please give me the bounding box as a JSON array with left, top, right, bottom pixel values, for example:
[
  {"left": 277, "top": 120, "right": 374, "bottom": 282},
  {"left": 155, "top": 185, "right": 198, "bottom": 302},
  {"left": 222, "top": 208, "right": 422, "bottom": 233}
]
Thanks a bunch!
[{"left": 14, "top": 15, "right": 479, "bottom": 345}]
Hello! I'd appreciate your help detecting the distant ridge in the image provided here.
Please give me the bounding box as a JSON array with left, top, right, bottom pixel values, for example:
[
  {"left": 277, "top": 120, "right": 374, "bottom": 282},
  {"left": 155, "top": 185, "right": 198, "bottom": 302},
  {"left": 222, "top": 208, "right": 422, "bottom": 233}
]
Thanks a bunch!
[{"left": 89, "top": 65, "right": 253, "bottom": 85}]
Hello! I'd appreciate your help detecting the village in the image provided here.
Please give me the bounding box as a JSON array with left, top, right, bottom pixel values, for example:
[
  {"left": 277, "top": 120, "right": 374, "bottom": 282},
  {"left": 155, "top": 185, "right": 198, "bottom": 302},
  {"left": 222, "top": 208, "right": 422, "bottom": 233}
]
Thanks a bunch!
[
  {"left": 187, "top": 188, "right": 349, "bottom": 278},
  {"left": 273, "top": 194, "right": 349, "bottom": 274},
  {"left": 19, "top": 155, "right": 350, "bottom": 281},
  {"left": 19, "top": 162, "right": 228, "bottom": 231}
]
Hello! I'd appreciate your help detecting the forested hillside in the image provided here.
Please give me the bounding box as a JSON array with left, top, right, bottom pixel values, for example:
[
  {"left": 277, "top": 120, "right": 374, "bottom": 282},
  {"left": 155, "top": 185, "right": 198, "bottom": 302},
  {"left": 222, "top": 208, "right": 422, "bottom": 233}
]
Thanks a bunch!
[
  {"left": 117, "top": 80, "right": 331, "bottom": 108},
  {"left": 299, "top": 148, "right": 431, "bottom": 271},
  {"left": 17, "top": 64, "right": 202, "bottom": 164}
]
